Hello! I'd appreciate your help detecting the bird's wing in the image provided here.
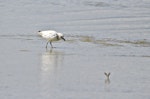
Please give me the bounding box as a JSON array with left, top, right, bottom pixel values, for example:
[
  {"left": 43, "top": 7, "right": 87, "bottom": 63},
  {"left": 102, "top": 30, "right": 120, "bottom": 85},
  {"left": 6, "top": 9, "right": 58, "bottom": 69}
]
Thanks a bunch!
[
  {"left": 41, "top": 30, "right": 58, "bottom": 40},
  {"left": 38, "top": 30, "right": 56, "bottom": 35},
  {"left": 42, "top": 30, "right": 56, "bottom": 33}
]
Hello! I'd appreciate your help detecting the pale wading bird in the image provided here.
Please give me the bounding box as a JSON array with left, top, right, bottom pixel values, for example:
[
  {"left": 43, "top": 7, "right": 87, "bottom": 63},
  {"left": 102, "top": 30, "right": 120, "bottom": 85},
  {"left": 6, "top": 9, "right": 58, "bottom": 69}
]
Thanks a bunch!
[{"left": 38, "top": 30, "right": 65, "bottom": 48}]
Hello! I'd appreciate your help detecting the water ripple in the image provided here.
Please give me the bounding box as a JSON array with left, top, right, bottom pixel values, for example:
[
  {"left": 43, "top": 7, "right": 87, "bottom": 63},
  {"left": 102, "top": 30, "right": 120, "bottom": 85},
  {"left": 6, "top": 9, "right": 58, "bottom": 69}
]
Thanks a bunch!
[{"left": 66, "top": 35, "right": 150, "bottom": 47}]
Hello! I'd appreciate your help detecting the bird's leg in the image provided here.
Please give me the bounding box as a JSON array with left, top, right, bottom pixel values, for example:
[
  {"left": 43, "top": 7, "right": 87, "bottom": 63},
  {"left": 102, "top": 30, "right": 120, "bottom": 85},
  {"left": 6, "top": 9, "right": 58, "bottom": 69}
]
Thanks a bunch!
[
  {"left": 50, "top": 42, "right": 53, "bottom": 48},
  {"left": 46, "top": 41, "right": 49, "bottom": 48}
]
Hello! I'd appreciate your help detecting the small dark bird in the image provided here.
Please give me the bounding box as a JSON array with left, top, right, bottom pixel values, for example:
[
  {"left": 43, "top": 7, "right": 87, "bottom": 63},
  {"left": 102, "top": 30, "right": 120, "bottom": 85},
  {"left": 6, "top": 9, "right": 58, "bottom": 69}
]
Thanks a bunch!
[{"left": 104, "top": 72, "right": 111, "bottom": 84}]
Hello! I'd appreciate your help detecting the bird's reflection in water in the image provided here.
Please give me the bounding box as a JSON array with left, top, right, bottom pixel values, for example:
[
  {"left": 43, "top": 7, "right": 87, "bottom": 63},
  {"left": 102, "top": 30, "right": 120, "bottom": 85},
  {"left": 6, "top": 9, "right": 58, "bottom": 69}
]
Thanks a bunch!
[
  {"left": 39, "top": 48, "right": 64, "bottom": 98},
  {"left": 41, "top": 48, "right": 64, "bottom": 74}
]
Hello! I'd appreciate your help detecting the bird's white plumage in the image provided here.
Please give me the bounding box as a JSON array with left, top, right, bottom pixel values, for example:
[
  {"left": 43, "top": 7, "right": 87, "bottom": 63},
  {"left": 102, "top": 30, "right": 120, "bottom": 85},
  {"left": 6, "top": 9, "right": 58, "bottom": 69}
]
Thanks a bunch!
[
  {"left": 38, "top": 30, "right": 65, "bottom": 48},
  {"left": 38, "top": 30, "right": 57, "bottom": 40}
]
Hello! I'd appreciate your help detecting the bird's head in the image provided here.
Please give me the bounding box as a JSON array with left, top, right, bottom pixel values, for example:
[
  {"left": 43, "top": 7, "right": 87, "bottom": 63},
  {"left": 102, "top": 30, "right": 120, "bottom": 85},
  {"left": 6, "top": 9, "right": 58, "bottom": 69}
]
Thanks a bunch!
[{"left": 57, "top": 33, "right": 66, "bottom": 41}]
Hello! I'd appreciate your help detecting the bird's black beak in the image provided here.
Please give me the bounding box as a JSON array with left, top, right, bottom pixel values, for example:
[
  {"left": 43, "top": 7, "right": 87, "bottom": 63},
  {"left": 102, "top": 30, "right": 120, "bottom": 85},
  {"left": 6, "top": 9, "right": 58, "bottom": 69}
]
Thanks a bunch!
[{"left": 61, "top": 37, "right": 66, "bottom": 41}]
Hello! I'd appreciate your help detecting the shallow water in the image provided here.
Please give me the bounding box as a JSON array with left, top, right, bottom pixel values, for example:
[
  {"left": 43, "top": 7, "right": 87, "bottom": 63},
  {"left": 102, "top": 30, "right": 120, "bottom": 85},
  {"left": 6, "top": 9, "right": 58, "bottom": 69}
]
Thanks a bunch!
[{"left": 0, "top": 0, "right": 150, "bottom": 99}]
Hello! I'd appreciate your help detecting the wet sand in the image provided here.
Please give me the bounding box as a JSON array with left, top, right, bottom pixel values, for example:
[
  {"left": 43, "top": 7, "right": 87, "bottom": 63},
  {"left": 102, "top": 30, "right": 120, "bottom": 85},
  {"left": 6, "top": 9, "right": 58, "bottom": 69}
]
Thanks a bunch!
[{"left": 0, "top": 0, "right": 150, "bottom": 99}]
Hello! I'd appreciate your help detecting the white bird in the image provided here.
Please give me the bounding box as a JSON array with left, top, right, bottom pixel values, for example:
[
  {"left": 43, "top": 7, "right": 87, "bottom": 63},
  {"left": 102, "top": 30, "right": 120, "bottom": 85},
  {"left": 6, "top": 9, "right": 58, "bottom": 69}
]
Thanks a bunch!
[{"left": 38, "top": 30, "right": 65, "bottom": 48}]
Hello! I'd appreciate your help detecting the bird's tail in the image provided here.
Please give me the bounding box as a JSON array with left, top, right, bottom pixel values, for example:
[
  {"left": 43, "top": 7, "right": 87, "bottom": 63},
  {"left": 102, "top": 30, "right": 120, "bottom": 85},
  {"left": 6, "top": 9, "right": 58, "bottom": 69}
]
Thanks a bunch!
[{"left": 38, "top": 30, "right": 42, "bottom": 36}]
